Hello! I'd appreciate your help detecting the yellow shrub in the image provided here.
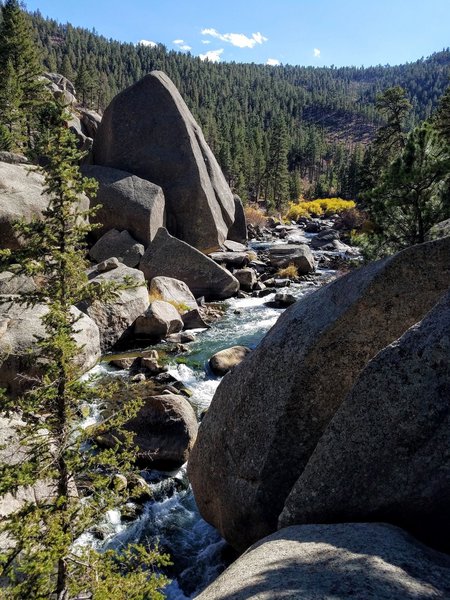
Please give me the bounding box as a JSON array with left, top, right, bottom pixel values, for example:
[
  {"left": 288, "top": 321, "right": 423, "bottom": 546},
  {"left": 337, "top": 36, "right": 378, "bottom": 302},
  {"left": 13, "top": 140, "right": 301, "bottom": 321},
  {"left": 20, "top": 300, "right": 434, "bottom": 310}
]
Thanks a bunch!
[{"left": 286, "top": 198, "right": 356, "bottom": 221}]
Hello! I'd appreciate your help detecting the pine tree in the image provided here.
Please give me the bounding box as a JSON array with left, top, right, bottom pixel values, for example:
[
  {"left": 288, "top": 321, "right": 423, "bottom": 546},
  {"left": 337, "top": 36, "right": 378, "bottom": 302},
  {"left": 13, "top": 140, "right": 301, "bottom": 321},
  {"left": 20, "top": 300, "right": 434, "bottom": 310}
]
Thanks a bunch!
[
  {"left": 364, "top": 121, "right": 450, "bottom": 256},
  {"left": 0, "top": 103, "right": 170, "bottom": 600},
  {"left": 0, "top": 0, "right": 47, "bottom": 150},
  {"left": 264, "top": 116, "right": 290, "bottom": 213}
]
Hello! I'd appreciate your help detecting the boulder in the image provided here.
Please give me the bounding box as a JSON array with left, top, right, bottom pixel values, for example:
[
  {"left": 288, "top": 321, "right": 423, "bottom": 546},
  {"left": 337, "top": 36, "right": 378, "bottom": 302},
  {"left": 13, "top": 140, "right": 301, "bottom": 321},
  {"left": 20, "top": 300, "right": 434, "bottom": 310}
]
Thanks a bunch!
[
  {"left": 79, "top": 108, "right": 102, "bottom": 139},
  {"left": 149, "top": 276, "right": 198, "bottom": 312},
  {"left": 209, "top": 346, "right": 252, "bottom": 377},
  {"left": 92, "top": 71, "right": 235, "bottom": 251},
  {"left": 0, "top": 302, "right": 100, "bottom": 397},
  {"left": 311, "top": 228, "right": 340, "bottom": 249},
  {"left": 227, "top": 195, "right": 247, "bottom": 244},
  {"left": 82, "top": 165, "right": 165, "bottom": 246},
  {"left": 182, "top": 308, "right": 210, "bottom": 330},
  {"left": 134, "top": 300, "right": 183, "bottom": 340},
  {"left": 188, "top": 237, "right": 450, "bottom": 552},
  {"left": 280, "top": 290, "right": 450, "bottom": 552},
  {"left": 0, "top": 152, "right": 28, "bottom": 165},
  {"left": 223, "top": 240, "right": 247, "bottom": 252},
  {"left": 79, "top": 263, "right": 149, "bottom": 351},
  {"left": 208, "top": 251, "right": 250, "bottom": 268},
  {"left": 0, "top": 163, "right": 49, "bottom": 250},
  {"left": 122, "top": 394, "right": 198, "bottom": 469},
  {"left": 140, "top": 228, "right": 239, "bottom": 300},
  {"left": 89, "top": 229, "right": 145, "bottom": 268},
  {"left": 268, "top": 244, "right": 315, "bottom": 274},
  {"left": 196, "top": 524, "right": 450, "bottom": 600},
  {"left": 0, "top": 271, "right": 36, "bottom": 295},
  {"left": 426, "top": 218, "right": 450, "bottom": 241},
  {"left": 233, "top": 268, "right": 257, "bottom": 292}
]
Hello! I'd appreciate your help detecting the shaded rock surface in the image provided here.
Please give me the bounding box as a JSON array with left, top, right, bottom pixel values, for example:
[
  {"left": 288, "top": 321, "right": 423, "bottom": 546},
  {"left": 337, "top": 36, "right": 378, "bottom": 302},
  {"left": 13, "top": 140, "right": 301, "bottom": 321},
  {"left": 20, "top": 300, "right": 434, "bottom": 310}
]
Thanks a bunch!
[
  {"left": 0, "top": 272, "right": 36, "bottom": 295},
  {"left": 280, "top": 289, "right": 450, "bottom": 552},
  {"left": 196, "top": 524, "right": 450, "bottom": 600},
  {"left": 426, "top": 218, "right": 450, "bottom": 241},
  {"left": 226, "top": 195, "right": 247, "bottom": 244},
  {"left": 89, "top": 229, "right": 144, "bottom": 268},
  {"left": 92, "top": 71, "right": 235, "bottom": 251},
  {"left": 188, "top": 237, "right": 450, "bottom": 552},
  {"left": 209, "top": 346, "right": 252, "bottom": 377},
  {"left": 79, "top": 263, "right": 149, "bottom": 351},
  {"left": 140, "top": 228, "right": 239, "bottom": 300},
  {"left": 122, "top": 394, "right": 198, "bottom": 469},
  {"left": 82, "top": 165, "right": 165, "bottom": 246},
  {"left": 0, "top": 302, "right": 100, "bottom": 397}
]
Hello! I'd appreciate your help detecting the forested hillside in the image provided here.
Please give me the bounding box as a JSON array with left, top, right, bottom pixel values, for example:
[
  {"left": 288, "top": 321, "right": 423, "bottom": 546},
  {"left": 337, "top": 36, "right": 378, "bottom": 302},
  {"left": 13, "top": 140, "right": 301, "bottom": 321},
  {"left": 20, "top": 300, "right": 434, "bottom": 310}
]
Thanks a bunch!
[{"left": 7, "top": 9, "right": 450, "bottom": 201}]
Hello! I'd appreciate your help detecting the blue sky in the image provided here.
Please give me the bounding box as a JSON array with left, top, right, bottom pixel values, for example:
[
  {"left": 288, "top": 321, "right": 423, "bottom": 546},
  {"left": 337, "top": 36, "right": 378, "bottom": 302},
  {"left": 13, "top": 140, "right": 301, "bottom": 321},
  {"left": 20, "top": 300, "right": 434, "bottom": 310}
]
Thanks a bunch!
[{"left": 25, "top": 0, "right": 450, "bottom": 67}]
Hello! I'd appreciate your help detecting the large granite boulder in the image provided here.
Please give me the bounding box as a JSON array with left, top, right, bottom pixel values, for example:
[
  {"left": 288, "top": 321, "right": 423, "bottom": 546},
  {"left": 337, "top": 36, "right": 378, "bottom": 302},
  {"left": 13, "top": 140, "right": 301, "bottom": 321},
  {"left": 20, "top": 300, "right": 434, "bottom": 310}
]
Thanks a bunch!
[
  {"left": 0, "top": 302, "right": 100, "bottom": 397},
  {"left": 79, "top": 263, "right": 149, "bottom": 351},
  {"left": 82, "top": 165, "right": 165, "bottom": 246},
  {"left": 92, "top": 71, "right": 235, "bottom": 251},
  {"left": 140, "top": 228, "right": 239, "bottom": 300},
  {"left": 426, "top": 218, "right": 450, "bottom": 241},
  {"left": 89, "top": 229, "right": 145, "bottom": 268},
  {"left": 280, "top": 290, "right": 450, "bottom": 552},
  {"left": 149, "top": 276, "right": 198, "bottom": 312},
  {"left": 196, "top": 524, "right": 450, "bottom": 600},
  {"left": 122, "top": 394, "right": 198, "bottom": 470},
  {"left": 0, "top": 163, "right": 48, "bottom": 250},
  {"left": 188, "top": 237, "right": 450, "bottom": 552}
]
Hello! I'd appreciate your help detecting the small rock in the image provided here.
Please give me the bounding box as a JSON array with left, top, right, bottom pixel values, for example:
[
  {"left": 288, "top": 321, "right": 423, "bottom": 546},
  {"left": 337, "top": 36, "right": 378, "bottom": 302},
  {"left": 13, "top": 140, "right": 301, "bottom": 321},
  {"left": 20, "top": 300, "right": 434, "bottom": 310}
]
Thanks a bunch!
[
  {"left": 96, "top": 257, "right": 121, "bottom": 272},
  {"left": 209, "top": 346, "right": 252, "bottom": 376},
  {"left": 233, "top": 268, "right": 257, "bottom": 292}
]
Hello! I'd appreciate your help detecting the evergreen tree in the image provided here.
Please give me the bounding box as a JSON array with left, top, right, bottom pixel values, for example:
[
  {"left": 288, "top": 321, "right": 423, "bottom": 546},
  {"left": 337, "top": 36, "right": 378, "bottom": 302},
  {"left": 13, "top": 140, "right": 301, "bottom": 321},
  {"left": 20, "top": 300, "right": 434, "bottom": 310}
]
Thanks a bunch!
[
  {"left": 0, "top": 103, "right": 170, "bottom": 599},
  {"left": 263, "top": 116, "right": 290, "bottom": 213},
  {"left": 434, "top": 84, "right": 450, "bottom": 142},
  {"left": 364, "top": 121, "right": 450, "bottom": 256},
  {"left": 0, "top": 0, "right": 47, "bottom": 150}
]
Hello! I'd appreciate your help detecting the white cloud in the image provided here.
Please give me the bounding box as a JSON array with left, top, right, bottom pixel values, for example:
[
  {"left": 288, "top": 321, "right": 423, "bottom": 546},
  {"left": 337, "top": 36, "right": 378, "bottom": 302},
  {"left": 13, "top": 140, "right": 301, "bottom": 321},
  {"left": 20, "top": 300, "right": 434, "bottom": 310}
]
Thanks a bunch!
[
  {"left": 173, "top": 39, "right": 184, "bottom": 44},
  {"left": 138, "top": 39, "right": 157, "bottom": 47},
  {"left": 313, "top": 48, "right": 321, "bottom": 57},
  {"left": 180, "top": 44, "right": 192, "bottom": 51},
  {"left": 201, "top": 39, "right": 211, "bottom": 44},
  {"left": 266, "top": 58, "right": 280, "bottom": 66},
  {"left": 199, "top": 48, "right": 224, "bottom": 63},
  {"left": 201, "top": 27, "right": 268, "bottom": 49}
]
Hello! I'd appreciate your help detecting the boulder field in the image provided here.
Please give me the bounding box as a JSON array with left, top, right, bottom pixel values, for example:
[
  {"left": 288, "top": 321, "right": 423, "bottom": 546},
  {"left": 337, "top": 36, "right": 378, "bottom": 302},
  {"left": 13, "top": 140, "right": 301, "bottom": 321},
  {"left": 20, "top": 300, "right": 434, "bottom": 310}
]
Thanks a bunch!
[{"left": 188, "top": 236, "right": 450, "bottom": 552}]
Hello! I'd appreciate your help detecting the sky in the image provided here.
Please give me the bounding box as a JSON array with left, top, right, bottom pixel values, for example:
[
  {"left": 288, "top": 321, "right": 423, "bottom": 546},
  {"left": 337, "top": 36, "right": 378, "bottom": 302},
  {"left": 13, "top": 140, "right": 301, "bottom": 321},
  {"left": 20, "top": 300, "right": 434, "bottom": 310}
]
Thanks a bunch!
[{"left": 25, "top": 0, "right": 450, "bottom": 68}]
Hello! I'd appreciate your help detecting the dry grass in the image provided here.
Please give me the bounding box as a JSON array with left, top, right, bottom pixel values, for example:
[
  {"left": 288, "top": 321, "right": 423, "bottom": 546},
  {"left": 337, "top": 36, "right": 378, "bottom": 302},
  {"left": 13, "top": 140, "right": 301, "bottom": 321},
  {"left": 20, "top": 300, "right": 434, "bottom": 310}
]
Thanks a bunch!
[
  {"left": 276, "top": 264, "right": 298, "bottom": 279},
  {"left": 245, "top": 205, "right": 267, "bottom": 227}
]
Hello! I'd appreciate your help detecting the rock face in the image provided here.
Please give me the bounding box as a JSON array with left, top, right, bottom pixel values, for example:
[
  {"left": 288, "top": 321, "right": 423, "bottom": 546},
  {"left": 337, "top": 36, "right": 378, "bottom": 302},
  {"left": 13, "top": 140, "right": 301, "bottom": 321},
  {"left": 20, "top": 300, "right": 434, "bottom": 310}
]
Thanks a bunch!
[
  {"left": 426, "top": 218, "right": 450, "bottom": 241},
  {"left": 79, "top": 263, "right": 149, "bottom": 351},
  {"left": 0, "top": 163, "right": 49, "bottom": 250},
  {"left": 0, "top": 302, "right": 100, "bottom": 397},
  {"left": 92, "top": 71, "right": 235, "bottom": 251},
  {"left": 149, "top": 276, "right": 198, "bottom": 311},
  {"left": 89, "top": 229, "right": 145, "bottom": 268},
  {"left": 268, "top": 244, "right": 315, "bottom": 274},
  {"left": 227, "top": 195, "right": 247, "bottom": 244},
  {"left": 134, "top": 301, "right": 183, "bottom": 340},
  {"left": 209, "top": 346, "right": 252, "bottom": 376},
  {"left": 0, "top": 272, "right": 36, "bottom": 295},
  {"left": 280, "top": 290, "right": 450, "bottom": 552},
  {"left": 140, "top": 228, "right": 239, "bottom": 300},
  {"left": 123, "top": 394, "right": 198, "bottom": 469},
  {"left": 196, "top": 524, "right": 450, "bottom": 600},
  {"left": 82, "top": 165, "right": 165, "bottom": 246},
  {"left": 188, "top": 237, "right": 450, "bottom": 552}
]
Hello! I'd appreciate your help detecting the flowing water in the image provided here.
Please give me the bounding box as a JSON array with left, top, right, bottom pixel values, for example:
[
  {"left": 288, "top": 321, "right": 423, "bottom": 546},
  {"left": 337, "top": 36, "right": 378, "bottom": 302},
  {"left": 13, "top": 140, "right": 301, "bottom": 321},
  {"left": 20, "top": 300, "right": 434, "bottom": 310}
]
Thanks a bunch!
[{"left": 81, "top": 234, "right": 348, "bottom": 598}]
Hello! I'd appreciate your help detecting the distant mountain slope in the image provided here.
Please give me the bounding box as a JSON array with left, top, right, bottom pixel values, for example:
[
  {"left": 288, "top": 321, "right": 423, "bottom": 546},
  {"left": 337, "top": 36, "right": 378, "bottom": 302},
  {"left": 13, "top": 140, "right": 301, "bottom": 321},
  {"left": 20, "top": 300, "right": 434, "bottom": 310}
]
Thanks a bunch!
[{"left": 27, "top": 10, "right": 450, "bottom": 198}]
